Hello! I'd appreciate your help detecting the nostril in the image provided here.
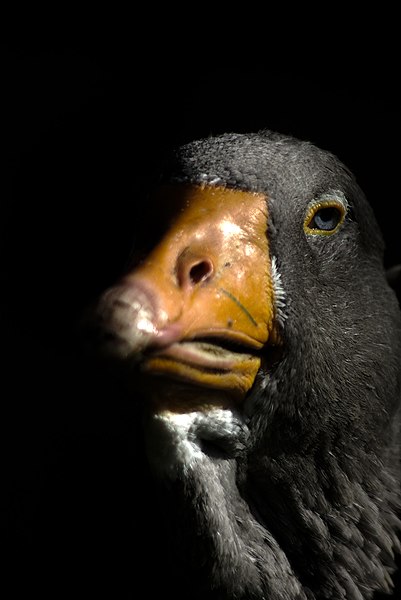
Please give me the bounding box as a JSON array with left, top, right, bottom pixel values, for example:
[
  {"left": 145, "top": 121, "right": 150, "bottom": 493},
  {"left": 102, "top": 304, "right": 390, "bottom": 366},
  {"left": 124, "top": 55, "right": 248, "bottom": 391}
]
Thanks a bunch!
[
  {"left": 177, "top": 249, "right": 214, "bottom": 288},
  {"left": 189, "top": 260, "right": 213, "bottom": 285}
]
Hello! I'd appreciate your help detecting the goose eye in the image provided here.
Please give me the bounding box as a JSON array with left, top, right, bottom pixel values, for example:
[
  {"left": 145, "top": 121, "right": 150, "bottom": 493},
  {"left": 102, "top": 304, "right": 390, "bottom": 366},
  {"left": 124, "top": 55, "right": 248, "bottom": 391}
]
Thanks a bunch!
[{"left": 304, "top": 200, "right": 346, "bottom": 235}]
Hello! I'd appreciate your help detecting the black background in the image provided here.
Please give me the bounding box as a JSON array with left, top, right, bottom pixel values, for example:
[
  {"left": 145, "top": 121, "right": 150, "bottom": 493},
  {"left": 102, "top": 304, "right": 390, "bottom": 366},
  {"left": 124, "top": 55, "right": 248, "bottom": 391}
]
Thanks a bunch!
[{"left": 2, "top": 37, "right": 400, "bottom": 598}]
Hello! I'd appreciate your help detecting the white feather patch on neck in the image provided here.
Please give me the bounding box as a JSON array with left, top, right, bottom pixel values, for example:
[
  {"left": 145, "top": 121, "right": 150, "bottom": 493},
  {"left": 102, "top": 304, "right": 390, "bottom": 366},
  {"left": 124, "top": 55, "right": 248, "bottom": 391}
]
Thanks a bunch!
[{"left": 144, "top": 407, "right": 241, "bottom": 480}]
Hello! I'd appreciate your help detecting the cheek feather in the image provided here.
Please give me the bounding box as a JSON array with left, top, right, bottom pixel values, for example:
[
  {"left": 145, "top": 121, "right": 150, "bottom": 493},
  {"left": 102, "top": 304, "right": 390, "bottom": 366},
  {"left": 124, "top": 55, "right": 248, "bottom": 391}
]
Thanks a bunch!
[{"left": 271, "top": 256, "right": 287, "bottom": 329}]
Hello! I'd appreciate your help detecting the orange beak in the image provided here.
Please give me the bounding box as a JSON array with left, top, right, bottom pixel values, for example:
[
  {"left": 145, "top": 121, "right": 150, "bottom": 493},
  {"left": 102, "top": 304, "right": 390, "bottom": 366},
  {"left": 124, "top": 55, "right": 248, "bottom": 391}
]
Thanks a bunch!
[{"left": 92, "top": 184, "right": 278, "bottom": 400}]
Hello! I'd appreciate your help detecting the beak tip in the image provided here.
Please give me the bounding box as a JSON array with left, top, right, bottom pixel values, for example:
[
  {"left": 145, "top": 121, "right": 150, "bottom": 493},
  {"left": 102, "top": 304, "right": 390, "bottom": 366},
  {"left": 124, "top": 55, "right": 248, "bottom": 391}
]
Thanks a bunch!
[{"left": 153, "top": 323, "right": 184, "bottom": 349}]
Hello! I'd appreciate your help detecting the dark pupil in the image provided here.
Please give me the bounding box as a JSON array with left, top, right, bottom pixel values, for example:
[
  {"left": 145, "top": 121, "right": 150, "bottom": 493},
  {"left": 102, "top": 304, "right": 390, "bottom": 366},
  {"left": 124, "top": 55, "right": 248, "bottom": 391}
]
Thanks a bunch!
[{"left": 312, "top": 206, "right": 341, "bottom": 230}]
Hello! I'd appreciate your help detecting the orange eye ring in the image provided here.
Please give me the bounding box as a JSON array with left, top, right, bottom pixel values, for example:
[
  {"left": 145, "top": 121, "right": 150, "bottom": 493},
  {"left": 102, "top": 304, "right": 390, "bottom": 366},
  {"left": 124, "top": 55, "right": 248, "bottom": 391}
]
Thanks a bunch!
[{"left": 304, "top": 199, "right": 346, "bottom": 236}]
